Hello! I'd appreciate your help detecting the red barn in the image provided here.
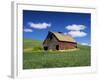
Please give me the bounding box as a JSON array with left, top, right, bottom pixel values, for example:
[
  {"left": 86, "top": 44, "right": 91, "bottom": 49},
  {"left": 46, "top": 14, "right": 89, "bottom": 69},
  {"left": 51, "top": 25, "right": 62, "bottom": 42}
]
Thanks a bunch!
[{"left": 43, "top": 31, "right": 77, "bottom": 50}]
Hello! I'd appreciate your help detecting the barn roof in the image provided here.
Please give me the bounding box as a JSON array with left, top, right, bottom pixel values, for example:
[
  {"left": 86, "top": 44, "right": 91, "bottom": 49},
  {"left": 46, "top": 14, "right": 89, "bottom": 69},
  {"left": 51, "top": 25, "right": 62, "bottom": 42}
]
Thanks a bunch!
[{"left": 52, "top": 32, "right": 76, "bottom": 43}]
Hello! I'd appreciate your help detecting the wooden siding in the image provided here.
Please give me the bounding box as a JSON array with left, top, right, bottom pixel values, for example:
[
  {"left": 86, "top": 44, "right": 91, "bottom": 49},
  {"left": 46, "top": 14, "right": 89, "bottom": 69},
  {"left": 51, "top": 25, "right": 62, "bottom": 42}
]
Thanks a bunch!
[
  {"left": 58, "top": 41, "right": 77, "bottom": 50},
  {"left": 43, "top": 34, "right": 59, "bottom": 50}
]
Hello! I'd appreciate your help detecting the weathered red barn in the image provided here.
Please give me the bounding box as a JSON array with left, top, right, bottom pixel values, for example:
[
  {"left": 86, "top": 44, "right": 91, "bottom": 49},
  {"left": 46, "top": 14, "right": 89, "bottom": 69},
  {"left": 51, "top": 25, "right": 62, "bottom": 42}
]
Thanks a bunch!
[{"left": 43, "top": 31, "right": 77, "bottom": 50}]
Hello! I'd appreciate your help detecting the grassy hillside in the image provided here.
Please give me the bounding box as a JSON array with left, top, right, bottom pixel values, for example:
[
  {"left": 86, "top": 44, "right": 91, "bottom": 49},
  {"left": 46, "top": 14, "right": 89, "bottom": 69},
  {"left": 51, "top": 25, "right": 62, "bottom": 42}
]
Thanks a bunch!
[
  {"left": 23, "top": 39, "right": 42, "bottom": 49},
  {"left": 23, "top": 39, "right": 43, "bottom": 52},
  {"left": 23, "top": 39, "right": 91, "bottom": 69}
]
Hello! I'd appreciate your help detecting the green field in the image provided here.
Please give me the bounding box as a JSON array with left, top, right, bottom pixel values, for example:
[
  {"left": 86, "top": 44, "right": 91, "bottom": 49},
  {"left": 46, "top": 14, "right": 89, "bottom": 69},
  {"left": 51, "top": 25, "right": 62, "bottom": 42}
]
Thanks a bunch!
[{"left": 23, "top": 39, "right": 91, "bottom": 69}]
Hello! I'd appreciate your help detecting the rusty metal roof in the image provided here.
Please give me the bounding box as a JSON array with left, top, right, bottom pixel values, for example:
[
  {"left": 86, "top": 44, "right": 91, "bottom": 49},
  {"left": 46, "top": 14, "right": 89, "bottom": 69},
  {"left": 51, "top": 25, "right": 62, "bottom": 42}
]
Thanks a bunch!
[{"left": 52, "top": 32, "right": 76, "bottom": 43}]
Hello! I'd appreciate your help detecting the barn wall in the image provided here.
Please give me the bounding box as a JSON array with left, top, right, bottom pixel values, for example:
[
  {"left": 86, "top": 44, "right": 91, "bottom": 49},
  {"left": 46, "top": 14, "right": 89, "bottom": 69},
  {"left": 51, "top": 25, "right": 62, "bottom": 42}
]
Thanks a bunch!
[
  {"left": 59, "top": 41, "right": 77, "bottom": 50},
  {"left": 48, "top": 35, "right": 59, "bottom": 50},
  {"left": 43, "top": 35, "right": 59, "bottom": 50}
]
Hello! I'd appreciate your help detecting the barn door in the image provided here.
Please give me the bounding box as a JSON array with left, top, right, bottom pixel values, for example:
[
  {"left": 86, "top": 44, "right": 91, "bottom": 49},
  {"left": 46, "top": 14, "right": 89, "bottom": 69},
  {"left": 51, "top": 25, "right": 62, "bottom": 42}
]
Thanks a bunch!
[
  {"left": 44, "top": 46, "right": 48, "bottom": 50},
  {"left": 56, "top": 45, "right": 59, "bottom": 50}
]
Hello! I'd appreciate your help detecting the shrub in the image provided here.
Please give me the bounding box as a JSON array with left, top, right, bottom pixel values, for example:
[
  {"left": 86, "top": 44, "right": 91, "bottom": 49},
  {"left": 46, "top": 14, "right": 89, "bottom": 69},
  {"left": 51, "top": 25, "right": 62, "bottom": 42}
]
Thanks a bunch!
[{"left": 33, "top": 46, "right": 43, "bottom": 51}]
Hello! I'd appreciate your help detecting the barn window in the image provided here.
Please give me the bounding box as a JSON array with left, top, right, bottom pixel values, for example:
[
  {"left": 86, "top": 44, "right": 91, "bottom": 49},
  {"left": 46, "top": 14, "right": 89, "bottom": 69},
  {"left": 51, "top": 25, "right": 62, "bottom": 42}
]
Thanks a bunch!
[{"left": 44, "top": 46, "right": 48, "bottom": 50}]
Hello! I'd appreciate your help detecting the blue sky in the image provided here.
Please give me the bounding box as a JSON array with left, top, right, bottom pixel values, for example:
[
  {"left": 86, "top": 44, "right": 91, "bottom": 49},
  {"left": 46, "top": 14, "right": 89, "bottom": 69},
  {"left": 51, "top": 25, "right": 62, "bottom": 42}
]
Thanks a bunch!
[{"left": 23, "top": 10, "right": 91, "bottom": 45}]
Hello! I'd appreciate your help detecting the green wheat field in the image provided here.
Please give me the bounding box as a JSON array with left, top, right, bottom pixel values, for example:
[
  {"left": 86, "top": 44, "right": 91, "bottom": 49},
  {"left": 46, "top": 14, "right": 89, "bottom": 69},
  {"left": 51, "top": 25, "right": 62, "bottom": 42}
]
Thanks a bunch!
[{"left": 23, "top": 39, "right": 91, "bottom": 69}]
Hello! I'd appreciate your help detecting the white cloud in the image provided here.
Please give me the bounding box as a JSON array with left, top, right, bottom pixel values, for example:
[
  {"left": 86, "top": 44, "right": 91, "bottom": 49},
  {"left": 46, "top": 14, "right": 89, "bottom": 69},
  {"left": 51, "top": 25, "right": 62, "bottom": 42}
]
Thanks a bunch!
[
  {"left": 68, "top": 30, "right": 87, "bottom": 37},
  {"left": 81, "top": 43, "right": 89, "bottom": 46},
  {"left": 24, "top": 29, "right": 33, "bottom": 32},
  {"left": 28, "top": 22, "right": 51, "bottom": 29},
  {"left": 65, "top": 24, "right": 86, "bottom": 31},
  {"left": 63, "top": 32, "right": 67, "bottom": 35},
  {"left": 65, "top": 24, "right": 87, "bottom": 37}
]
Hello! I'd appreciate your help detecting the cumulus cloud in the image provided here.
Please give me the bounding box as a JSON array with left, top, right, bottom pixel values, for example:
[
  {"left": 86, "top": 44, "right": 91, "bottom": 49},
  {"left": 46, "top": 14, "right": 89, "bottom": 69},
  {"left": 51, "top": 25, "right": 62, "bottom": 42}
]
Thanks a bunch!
[
  {"left": 81, "top": 43, "right": 89, "bottom": 46},
  {"left": 28, "top": 22, "right": 51, "bottom": 29},
  {"left": 68, "top": 30, "right": 87, "bottom": 37},
  {"left": 24, "top": 29, "right": 33, "bottom": 32},
  {"left": 65, "top": 24, "right": 86, "bottom": 31},
  {"left": 65, "top": 24, "right": 87, "bottom": 37},
  {"left": 63, "top": 32, "right": 67, "bottom": 35}
]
